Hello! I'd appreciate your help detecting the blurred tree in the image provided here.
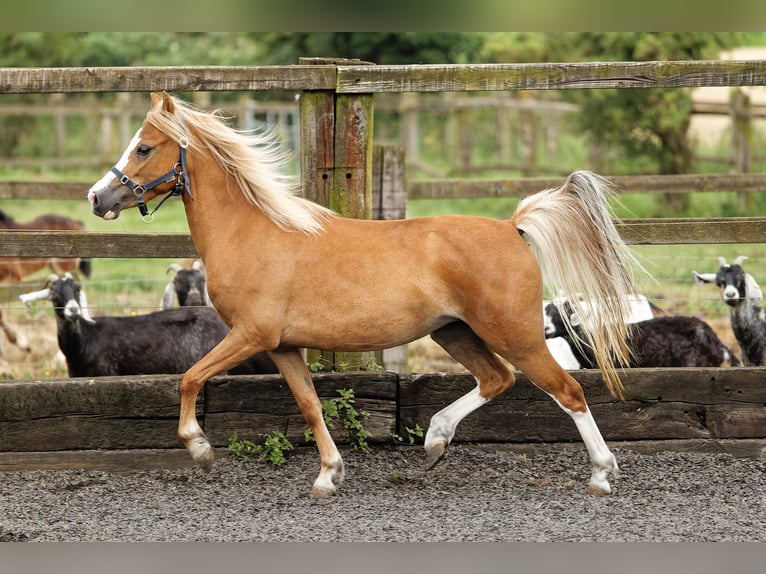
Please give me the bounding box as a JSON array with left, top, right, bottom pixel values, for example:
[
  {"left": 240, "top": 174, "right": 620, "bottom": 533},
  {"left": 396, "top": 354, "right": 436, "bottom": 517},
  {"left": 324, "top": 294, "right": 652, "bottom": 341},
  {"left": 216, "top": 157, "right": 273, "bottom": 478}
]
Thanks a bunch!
[
  {"left": 254, "top": 32, "right": 485, "bottom": 65},
  {"left": 483, "top": 32, "right": 749, "bottom": 212}
]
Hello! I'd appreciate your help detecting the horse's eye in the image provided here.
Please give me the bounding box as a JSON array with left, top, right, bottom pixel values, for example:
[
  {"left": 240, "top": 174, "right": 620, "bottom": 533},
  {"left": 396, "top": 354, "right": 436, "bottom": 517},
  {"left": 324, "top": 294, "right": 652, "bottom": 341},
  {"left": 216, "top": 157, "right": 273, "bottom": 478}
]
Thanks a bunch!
[{"left": 136, "top": 145, "right": 152, "bottom": 157}]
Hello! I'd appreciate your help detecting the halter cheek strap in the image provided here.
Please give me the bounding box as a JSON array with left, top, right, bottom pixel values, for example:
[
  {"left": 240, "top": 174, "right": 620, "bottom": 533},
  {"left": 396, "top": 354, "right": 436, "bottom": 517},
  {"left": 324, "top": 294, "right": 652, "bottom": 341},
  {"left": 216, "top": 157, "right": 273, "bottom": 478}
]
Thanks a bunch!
[{"left": 110, "top": 135, "right": 194, "bottom": 223}]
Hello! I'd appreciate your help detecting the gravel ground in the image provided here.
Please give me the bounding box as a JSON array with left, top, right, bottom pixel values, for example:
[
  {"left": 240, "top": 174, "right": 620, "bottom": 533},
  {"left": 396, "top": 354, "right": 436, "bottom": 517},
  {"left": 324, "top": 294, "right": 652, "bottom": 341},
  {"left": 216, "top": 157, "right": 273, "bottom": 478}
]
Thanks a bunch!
[{"left": 0, "top": 444, "right": 764, "bottom": 542}]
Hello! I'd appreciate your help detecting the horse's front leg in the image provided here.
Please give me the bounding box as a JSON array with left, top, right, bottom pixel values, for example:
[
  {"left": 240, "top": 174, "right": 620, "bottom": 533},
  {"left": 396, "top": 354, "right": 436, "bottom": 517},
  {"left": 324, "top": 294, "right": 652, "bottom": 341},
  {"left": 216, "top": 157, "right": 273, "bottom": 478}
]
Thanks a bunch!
[
  {"left": 267, "top": 349, "right": 344, "bottom": 498},
  {"left": 178, "top": 330, "right": 261, "bottom": 472}
]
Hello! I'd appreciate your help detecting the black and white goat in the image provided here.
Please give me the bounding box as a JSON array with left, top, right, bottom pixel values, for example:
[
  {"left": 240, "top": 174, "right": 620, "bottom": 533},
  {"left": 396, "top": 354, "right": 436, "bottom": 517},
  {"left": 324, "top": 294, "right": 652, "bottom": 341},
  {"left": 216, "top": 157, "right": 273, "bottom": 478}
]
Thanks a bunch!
[
  {"left": 694, "top": 256, "right": 766, "bottom": 366},
  {"left": 20, "top": 273, "right": 277, "bottom": 377},
  {"left": 544, "top": 299, "right": 739, "bottom": 368},
  {"left": 543, "top": 294, "right": 664, "bottom": 369},
  {"left": 161, "top": 260, "right": 211, "bottom": 309}
]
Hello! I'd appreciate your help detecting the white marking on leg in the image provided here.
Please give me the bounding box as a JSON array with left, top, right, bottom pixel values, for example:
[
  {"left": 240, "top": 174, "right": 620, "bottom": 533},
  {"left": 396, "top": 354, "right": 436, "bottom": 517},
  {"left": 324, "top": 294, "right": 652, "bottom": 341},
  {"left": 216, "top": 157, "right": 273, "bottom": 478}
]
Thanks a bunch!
[
  {"left": 179, "top": 418, "right": 212, "bottom": 463},
  {"left": 425, "top": 382, "right": 488, "bottom": 449},
  {"left": 548, "top": 394, "right": 618, "bottom": 494}
]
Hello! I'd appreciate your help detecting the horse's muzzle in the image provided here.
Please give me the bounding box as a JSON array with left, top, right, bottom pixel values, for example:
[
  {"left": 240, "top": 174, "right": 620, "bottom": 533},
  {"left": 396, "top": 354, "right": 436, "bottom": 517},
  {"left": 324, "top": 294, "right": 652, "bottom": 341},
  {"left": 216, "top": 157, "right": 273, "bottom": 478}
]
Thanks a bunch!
[{"left": 88, "top": 187, "right": 128, "bottom": 220}]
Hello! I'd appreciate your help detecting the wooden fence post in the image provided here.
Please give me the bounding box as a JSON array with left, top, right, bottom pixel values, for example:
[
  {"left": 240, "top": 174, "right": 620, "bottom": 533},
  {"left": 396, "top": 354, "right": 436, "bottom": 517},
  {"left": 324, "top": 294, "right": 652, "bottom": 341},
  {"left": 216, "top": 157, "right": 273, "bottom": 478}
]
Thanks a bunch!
[
  {"left": 299, "top": 57, "right": 378, "bottom": 372},
  {"left": 730, "top": 88, "right": 753, "bottom": 212}
]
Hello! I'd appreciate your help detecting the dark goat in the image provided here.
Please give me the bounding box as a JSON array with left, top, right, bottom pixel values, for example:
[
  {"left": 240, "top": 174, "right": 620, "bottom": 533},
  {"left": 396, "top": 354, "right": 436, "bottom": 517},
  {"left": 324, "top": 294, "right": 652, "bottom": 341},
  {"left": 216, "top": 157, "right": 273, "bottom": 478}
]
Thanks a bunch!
[
  {"left": 161, "top": 260, "right": 211, "bottom": 309},
  {"left": 544, "top": 300, "right": 739, "bottom": 368},
  {"left": 694, "top": 256, "right": 766, "bottom": 366},
  {"left": 20, "top": 274, "right": 277, "bottom": 377}
]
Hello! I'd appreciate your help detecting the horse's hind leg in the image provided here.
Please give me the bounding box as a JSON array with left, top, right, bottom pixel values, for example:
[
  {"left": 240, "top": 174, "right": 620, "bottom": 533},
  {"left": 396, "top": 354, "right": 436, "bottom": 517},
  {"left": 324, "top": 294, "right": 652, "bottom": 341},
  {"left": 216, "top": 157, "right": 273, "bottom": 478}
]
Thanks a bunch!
[
  {"left": 425, "top": 321, "right": 516, "bottom": 468},
  {"left": 267, "top": 349, "right": 344, "bottom": 498},
  {"left": 507, "top": 352, "right": 618, "bottom": 495}
]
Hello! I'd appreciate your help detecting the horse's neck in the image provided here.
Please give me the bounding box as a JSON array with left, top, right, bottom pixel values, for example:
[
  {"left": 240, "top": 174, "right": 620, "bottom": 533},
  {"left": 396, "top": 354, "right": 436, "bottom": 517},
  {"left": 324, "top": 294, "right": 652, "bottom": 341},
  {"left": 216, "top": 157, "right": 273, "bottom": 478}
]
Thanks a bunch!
[{"left": 182, "top": 168, "right": 259, "bottom": 261}]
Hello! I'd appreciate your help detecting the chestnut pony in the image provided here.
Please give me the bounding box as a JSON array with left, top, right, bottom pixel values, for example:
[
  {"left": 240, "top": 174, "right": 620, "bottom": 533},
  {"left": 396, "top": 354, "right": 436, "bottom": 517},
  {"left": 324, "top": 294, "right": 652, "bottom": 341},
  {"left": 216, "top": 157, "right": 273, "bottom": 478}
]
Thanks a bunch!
[
  {"left": 89, "top": 92, "right": 642, "bottom": 498},
  {"left": 0, "top": 209, "right": 91, "bottom": 283}
]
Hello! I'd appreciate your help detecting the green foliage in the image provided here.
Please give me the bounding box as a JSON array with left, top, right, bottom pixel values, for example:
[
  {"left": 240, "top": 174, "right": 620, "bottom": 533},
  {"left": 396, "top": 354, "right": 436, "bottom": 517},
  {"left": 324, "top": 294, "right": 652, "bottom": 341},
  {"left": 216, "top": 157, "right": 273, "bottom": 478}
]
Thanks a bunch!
[
  {"left": 255, "top": 32, "right": 485, "bottom": 65},
  {"left": 305, "top": 388, "right": 372, "bottom": 453},
  {"left": 392, "top": 424, "right": 425, "bottom": 445},
  {"left": 228, "top": 431, "right": 294, "bottom": 466}
]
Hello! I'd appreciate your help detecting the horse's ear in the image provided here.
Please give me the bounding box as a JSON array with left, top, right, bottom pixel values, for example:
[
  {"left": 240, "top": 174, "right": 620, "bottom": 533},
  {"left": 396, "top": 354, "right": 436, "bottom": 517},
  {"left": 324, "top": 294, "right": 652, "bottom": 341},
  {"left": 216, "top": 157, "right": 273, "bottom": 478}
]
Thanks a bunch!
[
  {"left": 151, "top": 92, "right": 162, "bottom": 107},
  {"left": 161, "top": 91, "right": 175, "bottom": 114}
]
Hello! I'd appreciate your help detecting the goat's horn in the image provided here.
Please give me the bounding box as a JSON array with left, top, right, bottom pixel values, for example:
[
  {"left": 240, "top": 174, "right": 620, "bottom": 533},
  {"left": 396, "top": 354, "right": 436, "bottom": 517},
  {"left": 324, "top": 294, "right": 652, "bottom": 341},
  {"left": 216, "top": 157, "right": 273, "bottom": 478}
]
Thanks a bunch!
[
  {"left": 166, "top": 263, "right": 183, "bottom": 275},
  {"left": 192, "top": 259, "right": 204, "bottom": 271},
  {"left": 43, "top": 273, "right": 60, "bottom": 288},
  {"left": 716, "top": 256, "right": 728, "bottom": 267},
  {"left": 733, "top": 255, "right": 749, "bottom": 266}
]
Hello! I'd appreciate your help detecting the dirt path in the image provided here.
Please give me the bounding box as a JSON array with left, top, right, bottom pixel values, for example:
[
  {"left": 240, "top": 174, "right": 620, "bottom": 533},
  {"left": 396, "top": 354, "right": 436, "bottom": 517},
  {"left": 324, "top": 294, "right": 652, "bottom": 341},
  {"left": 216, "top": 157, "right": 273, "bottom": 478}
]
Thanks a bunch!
[{"left": 1, "top": 443, "right": 763, "bottom": 542}]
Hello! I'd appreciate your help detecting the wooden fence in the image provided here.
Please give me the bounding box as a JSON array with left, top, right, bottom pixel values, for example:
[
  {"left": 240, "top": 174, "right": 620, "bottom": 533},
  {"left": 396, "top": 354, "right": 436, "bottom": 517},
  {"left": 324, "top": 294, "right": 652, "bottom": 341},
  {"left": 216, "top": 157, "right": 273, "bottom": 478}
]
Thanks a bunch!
[
  {"left": 1, "top": 59, "right": 765, "bottom": 465},
  {"left": 0, "top": 369, "right": 763, "bottom": 471}
]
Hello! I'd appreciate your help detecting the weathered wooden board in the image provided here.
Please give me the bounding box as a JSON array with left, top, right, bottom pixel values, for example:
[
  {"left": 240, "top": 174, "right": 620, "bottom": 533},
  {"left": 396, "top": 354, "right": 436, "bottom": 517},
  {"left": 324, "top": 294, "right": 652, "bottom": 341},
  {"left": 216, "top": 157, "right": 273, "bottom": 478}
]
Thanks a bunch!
[
  {"left": 407, "top": 173, "right": 766, "bottom": 200},
  {"left": 0, "top": 230, "right": 198, "bottom": 258},
  {"left": 0, "top": 375, "right": 202, "bottom": 451},
  {"left": 397, "top": 369, "right": 766, "bottom": 444},
  {"left": 0, "top": 369, "right": 762, "bottom": 462},
  {"left": 337, "top": 60, "right": 766, "bottom": 93},
  {"left": 0, "top": 66, "right": 337, "bottom": 94}
]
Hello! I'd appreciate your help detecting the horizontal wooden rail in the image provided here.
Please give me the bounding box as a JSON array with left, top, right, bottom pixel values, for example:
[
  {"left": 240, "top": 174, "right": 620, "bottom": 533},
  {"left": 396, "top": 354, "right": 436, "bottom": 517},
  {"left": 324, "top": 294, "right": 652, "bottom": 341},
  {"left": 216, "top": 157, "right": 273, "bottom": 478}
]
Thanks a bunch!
[
  {"left": 1, "top": 60, "right": 764, "bottom": 95},
  {"left": 0, "top": 231, "right": 197, "bottom": 258},
  {"left": 408, "top": 173, "right": 766, "bottom": 200},
  {"left": 0, "top": 65, "right": 337, "bottom": 94},
  {"left": 336, "top": 60, "right": 766, "bottom": 93},
  {"left": 4, "top": 173, "right": 766, "bottom": 202},
  {"left": 617, "top": 217, "right": 766, "bottom": 245},
  {"left": 1, "top": 218, "right": 766, "bottom": 260}
]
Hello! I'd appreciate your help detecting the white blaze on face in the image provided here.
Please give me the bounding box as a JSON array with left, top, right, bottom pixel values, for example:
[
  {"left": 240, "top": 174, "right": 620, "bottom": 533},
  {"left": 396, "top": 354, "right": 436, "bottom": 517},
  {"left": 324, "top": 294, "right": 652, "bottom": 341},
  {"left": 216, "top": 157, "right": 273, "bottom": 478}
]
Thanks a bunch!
[{"left": 88, "top": 129, "right": 142, "bottom": 194}]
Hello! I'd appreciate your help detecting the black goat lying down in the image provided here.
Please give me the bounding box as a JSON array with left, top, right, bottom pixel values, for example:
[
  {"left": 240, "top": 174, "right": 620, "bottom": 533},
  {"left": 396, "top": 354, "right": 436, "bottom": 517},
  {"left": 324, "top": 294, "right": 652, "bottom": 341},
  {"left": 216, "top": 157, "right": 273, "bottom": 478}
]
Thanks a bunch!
[
  {"left": 544, "top": 300, "right": 739, "bottom": 368},
  {"left": 20, "top": 273, "right": 277, "bottom": 377}
]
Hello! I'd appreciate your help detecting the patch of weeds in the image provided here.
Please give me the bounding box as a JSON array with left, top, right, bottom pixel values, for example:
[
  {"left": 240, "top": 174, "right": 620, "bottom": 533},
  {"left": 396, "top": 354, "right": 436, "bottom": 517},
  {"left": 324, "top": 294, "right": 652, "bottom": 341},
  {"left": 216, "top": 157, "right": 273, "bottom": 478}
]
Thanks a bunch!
[
  {"left": 305, "top": 388, "right": 372, "bottom": 453},
  {"left": 228, "top": 430, "right": 294, "bottom": 466},
  {"left": 391, "top": 423, "right": 424, "bottom": 445}
]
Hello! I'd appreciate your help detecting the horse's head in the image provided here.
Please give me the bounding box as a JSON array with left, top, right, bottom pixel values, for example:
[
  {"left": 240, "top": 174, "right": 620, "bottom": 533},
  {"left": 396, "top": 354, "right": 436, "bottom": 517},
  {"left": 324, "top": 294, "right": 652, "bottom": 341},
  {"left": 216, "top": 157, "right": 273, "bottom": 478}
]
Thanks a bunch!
[{"left": 88, "top": 92, "right": 187, "bottom": 221}]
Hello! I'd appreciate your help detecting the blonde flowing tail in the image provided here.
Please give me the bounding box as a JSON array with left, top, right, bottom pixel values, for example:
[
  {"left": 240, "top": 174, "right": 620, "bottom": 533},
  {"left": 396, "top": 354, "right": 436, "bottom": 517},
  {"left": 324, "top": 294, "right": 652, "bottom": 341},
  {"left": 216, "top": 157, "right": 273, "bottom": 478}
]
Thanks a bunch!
[{"left": 512, "top": 170, "right": 645, "bottom": 398}]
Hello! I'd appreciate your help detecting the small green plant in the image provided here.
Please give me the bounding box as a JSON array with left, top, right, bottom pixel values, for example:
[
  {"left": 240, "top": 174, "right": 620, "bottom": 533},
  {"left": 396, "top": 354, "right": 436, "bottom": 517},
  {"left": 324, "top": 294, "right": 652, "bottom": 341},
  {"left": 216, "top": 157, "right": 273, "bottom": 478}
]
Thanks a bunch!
[
  {"left": 228, "top": 430, "right": 294, "bottom": 466},
  {"left": 305, "top": 388, "right": 372, "bottom": 453},
  {"left": 308, "top": 360, "right": 325, "bottom": 373},
  {"left": 392, "top": 423, "right": 424, "bottom": 445}
]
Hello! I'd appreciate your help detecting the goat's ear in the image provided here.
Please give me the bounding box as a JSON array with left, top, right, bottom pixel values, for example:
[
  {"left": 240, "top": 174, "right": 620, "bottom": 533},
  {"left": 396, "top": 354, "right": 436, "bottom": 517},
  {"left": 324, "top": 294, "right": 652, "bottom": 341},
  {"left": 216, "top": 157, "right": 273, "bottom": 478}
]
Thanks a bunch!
[
  {"left": 160, "top": 282, "right": 176, "bottom": 310},
  {"left": 18, "top": 288, "right": 51, "bottom": 310},
  {"left": 693, "top": 271, "right": 716, "bottom": 285},
  {"left": 745, "top": 274, "right": 763, "bottom": 301},
  {"left": 78, "top": 290, "right": 96, "bottom": 324}
]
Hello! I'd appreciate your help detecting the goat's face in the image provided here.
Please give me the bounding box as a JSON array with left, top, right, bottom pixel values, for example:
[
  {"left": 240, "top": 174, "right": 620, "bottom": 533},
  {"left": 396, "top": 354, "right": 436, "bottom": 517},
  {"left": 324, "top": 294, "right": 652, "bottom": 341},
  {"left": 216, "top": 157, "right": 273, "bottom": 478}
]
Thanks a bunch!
[
  {"left": 544, "top": 300, "right": 574, "bottom": 338},
  {"left": 48, "top": 276, "right": 88, "bottom": 322},
  {"left": 714, "top": 264, "right": 748, "bottom": 307},
  {"left": 174, "top": 270, "right": 207, "bottom": 307}
]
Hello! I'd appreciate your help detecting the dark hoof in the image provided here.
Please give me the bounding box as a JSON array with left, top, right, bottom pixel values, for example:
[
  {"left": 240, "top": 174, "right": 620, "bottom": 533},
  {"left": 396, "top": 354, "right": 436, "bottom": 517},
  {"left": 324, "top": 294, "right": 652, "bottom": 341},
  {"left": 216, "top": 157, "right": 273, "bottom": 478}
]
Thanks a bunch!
[{"left": 424, "top": 441, "right": 447, "bottom": 470}]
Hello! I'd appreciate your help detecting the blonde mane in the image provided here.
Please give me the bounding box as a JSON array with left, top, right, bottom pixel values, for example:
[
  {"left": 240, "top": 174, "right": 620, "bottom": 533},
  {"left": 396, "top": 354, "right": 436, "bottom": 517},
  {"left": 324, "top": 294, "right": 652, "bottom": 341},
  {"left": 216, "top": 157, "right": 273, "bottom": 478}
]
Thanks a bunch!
[{"left": 146, "top": 96, "right": 333, "bottom": 234}]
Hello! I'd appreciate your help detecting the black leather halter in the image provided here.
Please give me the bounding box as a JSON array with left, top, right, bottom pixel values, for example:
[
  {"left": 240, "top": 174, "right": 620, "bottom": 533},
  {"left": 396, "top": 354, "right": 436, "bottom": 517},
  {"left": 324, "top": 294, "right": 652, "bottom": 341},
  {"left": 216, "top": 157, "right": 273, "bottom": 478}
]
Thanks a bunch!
[{"left": 109, "top": 134, "right": 194, "bottom": 223}]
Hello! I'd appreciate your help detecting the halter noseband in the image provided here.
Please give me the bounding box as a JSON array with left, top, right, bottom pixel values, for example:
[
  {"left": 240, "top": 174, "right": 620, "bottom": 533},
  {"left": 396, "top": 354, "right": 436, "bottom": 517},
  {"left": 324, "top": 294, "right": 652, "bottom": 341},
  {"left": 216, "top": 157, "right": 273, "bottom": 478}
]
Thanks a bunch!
[{"left": 110, "top": 134, "right": 194, "bottom": 223}]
